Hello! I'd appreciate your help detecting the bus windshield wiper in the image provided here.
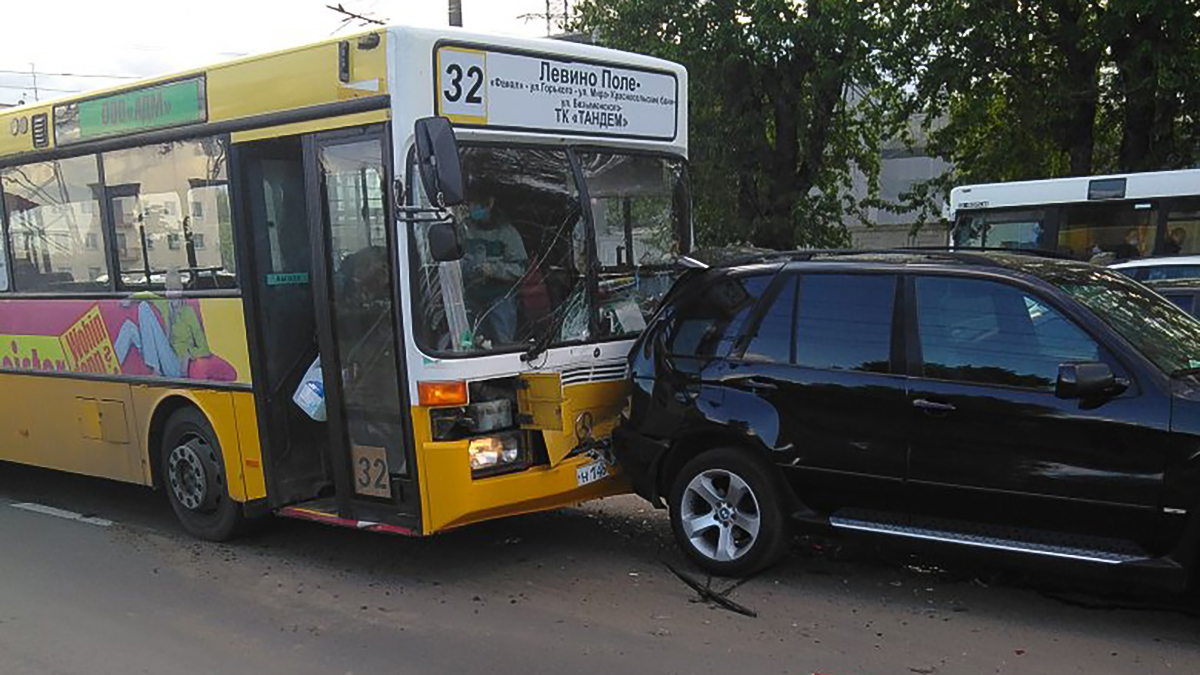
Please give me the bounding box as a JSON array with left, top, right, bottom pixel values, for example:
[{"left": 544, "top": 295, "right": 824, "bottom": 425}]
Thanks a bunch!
[
  {"left": 1170, "top": 366, "right": 1200, "bottom": 378},
  {"left": 521, "top": 301, "right": 573, "bottom": 362}
]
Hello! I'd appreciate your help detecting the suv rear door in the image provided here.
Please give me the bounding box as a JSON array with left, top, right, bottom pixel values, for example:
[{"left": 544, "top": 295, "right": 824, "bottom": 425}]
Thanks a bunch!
[
  {"left": 904, "top": 273, "right": 1168, "bottom": 547},
  {"left": 719, "top": 271, "right": 909, "bottom": 513}
]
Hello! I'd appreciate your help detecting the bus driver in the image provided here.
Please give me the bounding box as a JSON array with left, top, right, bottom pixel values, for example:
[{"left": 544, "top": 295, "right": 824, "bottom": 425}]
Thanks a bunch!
[{"left": 461, "top": 193, "right": 528, "bottom": 346}]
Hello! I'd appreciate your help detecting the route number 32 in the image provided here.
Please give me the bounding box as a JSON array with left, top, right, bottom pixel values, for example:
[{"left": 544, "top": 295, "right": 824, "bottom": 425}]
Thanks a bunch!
[
  {"left": 444, "top": 63, "right": 483, "bottom": 104},
  {"left": 438, "top": 49, "right": 487, "bottom": 120},
  {"left": 351, "top": 443, "right": 392, "bottom": 498}
]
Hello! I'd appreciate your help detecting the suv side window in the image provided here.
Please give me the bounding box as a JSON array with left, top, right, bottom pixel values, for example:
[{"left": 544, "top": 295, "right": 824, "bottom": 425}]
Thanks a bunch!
[
  {"left": 741, "top": 276, "right": 797, "bottom": 363},
  {"left": 915, "top": 276, "right": 1102, "bottom": 389},
  {"left": 739, "top": 273, "right": 896, "bottom": 371},
  {"left": 667, "top": 273, "right": 773, "bottom": 365},
  {"left": 795, "top": 274, "right": 896, "bottom": 372}
]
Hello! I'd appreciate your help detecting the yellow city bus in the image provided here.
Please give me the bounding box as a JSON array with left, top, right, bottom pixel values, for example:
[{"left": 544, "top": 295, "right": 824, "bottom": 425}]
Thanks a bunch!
[{"left": 0, "top": 26, "right": 689, "bottom": 539}]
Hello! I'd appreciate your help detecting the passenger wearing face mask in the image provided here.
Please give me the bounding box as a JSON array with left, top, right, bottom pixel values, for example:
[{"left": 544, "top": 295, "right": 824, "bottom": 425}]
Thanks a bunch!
[{"left": 461, "top": 194, "right": 528, "bottom": 345}]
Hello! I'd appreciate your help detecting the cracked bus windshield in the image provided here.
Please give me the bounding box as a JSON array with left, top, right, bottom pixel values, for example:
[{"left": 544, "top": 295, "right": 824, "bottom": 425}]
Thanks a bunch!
[{"left": 412, "top": 146, "right": 689, "bottom": 355}]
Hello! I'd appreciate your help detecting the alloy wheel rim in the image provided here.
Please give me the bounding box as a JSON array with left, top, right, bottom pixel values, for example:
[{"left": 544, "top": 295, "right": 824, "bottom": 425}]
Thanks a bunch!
[{"left": 680, "top": 468, "right": 761, "bottom": 562}]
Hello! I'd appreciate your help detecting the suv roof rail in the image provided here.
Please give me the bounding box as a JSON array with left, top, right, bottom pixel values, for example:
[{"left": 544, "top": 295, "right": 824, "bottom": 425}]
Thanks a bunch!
[
  {"left": 687, "top": 245, "right": 1076, "bottom": 270},
  {"left": 893, "top": 246, "right": 1074, "bottom": 260}
]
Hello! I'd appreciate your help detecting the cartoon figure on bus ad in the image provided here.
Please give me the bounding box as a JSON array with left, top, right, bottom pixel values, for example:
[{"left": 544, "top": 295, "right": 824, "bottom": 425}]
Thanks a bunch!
[{"left": 0, "top": 270, "right": 247, "bottom": 383}]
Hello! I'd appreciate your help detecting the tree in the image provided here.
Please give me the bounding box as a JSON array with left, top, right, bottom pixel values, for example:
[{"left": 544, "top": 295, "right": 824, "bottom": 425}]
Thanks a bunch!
[
  {"left": 889, "top": 0, "right": 1200, "bottom": 222},
  {"left": 575, "top": 0, "right": 905, "bottom": 249}
]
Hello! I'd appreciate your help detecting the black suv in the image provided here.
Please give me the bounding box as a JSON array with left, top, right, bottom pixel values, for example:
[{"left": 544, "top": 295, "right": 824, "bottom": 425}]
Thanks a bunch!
[{"left": 614, "top": 251, "right": 1200, "bottom": 583}]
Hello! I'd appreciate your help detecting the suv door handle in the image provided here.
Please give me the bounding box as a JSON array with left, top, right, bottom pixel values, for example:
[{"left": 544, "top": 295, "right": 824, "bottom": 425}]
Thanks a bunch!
[
  {"left": 728, "top": 376, "right": 778, "bottom": 393},
  {"left": 746, "top": 378, "right": 777, "bottom": 392},
  {"left": 913, "top": 398, "right": 956, "bottom": 412}
]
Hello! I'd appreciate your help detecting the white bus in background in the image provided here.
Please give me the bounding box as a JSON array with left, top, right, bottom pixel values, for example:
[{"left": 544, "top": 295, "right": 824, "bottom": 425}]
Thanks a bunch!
[{"left": 948, "top": 169, "right": 1200, "bottom": 261}]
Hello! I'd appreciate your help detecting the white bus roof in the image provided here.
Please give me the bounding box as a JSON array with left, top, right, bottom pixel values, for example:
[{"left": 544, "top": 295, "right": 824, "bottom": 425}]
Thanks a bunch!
[{"left": 948, "top": 168, "right": 1200, "bottom": 215}]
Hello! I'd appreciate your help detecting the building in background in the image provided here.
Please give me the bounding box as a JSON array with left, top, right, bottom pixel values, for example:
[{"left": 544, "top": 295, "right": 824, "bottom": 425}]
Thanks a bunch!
[{"left": 844, "top": 115, "right": 952, "bottom": 249}]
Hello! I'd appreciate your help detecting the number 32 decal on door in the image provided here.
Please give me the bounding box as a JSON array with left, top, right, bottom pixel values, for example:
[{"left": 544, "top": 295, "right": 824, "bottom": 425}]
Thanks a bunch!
[{"left": 352, "top": 443, "right": 392, "bottom": 498}]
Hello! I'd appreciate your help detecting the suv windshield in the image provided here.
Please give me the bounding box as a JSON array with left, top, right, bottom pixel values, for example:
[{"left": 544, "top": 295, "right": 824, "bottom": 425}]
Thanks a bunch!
[
  {"left": 410, "top": 146, "right": 689, "bottom": 355},
  {"left": 1052, "top": 268, "right": 1200, "bottom": 374}
]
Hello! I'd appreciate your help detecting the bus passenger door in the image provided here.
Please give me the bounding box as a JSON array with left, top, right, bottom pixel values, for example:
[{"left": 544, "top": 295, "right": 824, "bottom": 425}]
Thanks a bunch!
[
  {"left": 235, "top": 137, "right": 331, "bottom": 506},
  {"left": 305, "top": 127, "right": 419, "bottom": 523}
]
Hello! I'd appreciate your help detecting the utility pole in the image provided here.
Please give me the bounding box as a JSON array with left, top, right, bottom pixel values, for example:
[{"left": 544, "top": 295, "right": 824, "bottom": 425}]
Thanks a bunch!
[
  {"left": 29, "top": 63, "right": 38, "bottom": 102},
  {"left": 448, "top": 0, "right": 462, "bottom": 27}
]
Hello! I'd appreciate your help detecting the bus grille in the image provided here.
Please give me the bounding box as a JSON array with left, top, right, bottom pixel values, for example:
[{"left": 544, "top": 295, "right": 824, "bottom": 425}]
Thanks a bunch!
[{"left": 560, "top": 360, "right": 628, "bottom": 386}]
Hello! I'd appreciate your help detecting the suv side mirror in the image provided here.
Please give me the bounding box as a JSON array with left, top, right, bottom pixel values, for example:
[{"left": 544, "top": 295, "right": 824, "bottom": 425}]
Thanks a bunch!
[
  {"left": 414, "top": 116, "right": 464, "bottom": 207},
  {"left": 427, "top": 218, "right": 464, "bottom": 262},
  {"left": 1056, "top": 362, "right": 1127, "bottom": 400}
]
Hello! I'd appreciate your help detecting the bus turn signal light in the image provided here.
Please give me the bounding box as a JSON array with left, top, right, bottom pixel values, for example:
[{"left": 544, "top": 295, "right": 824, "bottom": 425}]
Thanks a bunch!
[{"left": 419, "top": 380, "right": 468, "bottom": 407}]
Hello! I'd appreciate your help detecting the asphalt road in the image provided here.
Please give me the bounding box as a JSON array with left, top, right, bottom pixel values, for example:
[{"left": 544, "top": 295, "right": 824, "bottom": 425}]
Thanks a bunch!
[{"left": 1, "top": 461, "right": 1198, "bottom": 675}]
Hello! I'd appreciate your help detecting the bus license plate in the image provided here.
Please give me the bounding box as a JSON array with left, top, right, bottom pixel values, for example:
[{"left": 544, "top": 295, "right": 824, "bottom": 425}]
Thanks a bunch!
[{"left": 576, "top": 460, "right": 610, "bottom": 487}]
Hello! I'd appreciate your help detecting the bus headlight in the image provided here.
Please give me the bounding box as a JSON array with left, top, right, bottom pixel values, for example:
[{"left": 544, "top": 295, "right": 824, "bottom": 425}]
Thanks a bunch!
[{"left": 468, "top": 431, "right": 528, "bottom": 477}]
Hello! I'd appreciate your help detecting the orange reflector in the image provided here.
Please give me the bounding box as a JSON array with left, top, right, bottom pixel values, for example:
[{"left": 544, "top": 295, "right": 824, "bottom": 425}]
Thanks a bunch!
[{"left": 418, "top": 380, "right": 468, "bottom": 407}]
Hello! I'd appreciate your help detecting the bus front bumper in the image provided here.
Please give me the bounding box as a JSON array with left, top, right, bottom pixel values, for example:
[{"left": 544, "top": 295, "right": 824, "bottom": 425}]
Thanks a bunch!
[{"left": 420, "top": 442, "right": 631, "bottom": 533}]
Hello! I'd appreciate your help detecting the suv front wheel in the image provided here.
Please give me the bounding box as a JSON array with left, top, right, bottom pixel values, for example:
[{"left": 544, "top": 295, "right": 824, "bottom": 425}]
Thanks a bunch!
[{"left": 668, "top": 447, "right": 789, "bottom": 577}]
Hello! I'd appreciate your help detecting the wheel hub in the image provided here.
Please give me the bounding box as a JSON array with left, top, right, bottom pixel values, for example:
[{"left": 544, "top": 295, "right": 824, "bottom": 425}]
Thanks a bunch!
[
  {"left": 716, "top": 503, "right": 734, "bottom": 524},
  {"left": 168, "top": 440, "right": 211, "bottom": 512}
]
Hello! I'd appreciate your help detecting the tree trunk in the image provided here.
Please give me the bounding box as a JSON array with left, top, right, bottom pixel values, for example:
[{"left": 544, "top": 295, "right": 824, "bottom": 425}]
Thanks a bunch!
[
  {"left": 1051, "top": 0, "right": 1100, "bottom": 176},
  {"left": 1114, "top": 15, "right": 1163, "bottom": 171}
]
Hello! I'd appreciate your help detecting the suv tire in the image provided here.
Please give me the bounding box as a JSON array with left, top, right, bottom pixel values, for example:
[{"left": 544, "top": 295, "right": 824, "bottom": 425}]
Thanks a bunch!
[{"left": 668, "top": 447, "right": 789, "bottom": 577}]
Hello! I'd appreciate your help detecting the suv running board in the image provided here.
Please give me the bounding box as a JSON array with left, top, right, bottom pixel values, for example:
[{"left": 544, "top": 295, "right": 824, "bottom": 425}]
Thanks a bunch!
[{"left": 829, "top": 509, "right": 1149, "bottom": 565}]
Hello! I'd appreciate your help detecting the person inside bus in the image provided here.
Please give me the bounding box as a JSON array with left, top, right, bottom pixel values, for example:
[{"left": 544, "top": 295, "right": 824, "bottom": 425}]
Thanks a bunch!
[
  {"left": 461, "top": 193, "right": 528, "bottom": 345},
  {"left": 1164, "top": 227, "right": 1187, "bottom": 255},
  {"left": 1113, "top": 228, "right": 1143, "bottom": 261}
]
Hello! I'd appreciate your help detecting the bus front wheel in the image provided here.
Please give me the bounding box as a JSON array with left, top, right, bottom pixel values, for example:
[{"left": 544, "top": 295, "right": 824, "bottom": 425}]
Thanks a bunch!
[{"left": 161, "top": 407, "right": 244, "bottom": 541}]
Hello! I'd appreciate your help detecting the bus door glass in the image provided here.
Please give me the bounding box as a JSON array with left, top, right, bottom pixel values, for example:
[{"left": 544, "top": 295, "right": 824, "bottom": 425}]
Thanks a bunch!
[
  {"left": 237, "top": 136, "right": 329, "bottom": 506},
  {"left": 311, "top": 130, "right": 413, "bottom": 509}
]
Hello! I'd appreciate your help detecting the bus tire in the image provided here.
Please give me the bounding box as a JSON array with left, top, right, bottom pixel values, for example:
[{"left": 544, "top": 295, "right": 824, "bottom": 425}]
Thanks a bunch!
[{"left": 160, "top": 407, "right": 244, "bottom": 541}]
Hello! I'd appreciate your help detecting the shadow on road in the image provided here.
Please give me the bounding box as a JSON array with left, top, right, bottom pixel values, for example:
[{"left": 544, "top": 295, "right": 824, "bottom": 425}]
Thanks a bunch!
[{"left": 4, "top": 459, "right": 1199, "bottom": 630}]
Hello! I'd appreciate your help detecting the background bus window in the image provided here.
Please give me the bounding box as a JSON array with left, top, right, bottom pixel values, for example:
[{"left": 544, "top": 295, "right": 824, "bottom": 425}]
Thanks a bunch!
[
  {"left": 1164, "top": 198, "right": 1200, "bottom": 256},
  {"left": 1058, "top": 202, "right": 1157, "bottom": 262},
  {"left": 952, "top": 209, "right": 1045, "bottom": 250},
  {"left": 1, "top": 155, "right": 108, "bottom": 293},
  {"left": 102, "top": 138, "right": 236, "bottom": 290}
]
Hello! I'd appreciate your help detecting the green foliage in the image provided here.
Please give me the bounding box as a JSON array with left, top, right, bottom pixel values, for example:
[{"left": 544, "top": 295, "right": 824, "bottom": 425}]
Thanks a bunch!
[
  {"left": 574, "top": 0, "right": 907, "bottom": 249},
  {"left": 888, "top": 0, "right": 1200, "bottom": 225},
  {"left": 576, "top": 0, "right": 1200, "bottom": 242}
]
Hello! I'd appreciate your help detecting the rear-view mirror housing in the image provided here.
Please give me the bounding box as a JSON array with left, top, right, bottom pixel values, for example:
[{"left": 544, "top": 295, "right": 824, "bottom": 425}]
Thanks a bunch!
[
  {"left": 1056, "top": 362, "right": 1126, "bottom": 400},
  {"left": 414, "top": 116, "right": 464, "bottom": 208},
  {"left": 427, "top": 218, "right": 464, "bottom": 262}
]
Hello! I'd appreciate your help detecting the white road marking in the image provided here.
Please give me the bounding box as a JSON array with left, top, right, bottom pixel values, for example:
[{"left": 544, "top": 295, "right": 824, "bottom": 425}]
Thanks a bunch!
[{"left": 9, "top": 502, "right": 113, "bottom": 527}]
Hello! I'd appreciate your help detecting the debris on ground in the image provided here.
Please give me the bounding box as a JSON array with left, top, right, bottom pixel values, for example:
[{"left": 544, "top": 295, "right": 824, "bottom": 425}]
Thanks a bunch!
[{"left": 664, "top": 562, "right": 758, "bottom": 618}]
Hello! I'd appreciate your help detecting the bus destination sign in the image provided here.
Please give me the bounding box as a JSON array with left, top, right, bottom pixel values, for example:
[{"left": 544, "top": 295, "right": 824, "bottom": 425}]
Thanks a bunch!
[
  {"left": 436, "top": 45, "right": 678, "bottom": 140},
  {"left": 54, "top": 76, "right": 207, "bottom": 145}
]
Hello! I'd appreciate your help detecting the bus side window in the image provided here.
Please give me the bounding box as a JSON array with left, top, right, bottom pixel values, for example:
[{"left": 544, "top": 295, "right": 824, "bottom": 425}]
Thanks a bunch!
[
  {"left": 1167, "top": 198, "right": 1200, "bottom": 256},
  {"left": 1, "top": 155, "right": 109, "bottom": 293}
]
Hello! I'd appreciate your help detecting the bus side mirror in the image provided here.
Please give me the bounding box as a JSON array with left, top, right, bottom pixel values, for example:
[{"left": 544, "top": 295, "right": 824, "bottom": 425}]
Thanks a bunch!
[
  {"left": 427, "top": 219, "right": 464, "bottom": 262},
  {"left": 414, "top": 116, "right": 464, "bottom": 208}
]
